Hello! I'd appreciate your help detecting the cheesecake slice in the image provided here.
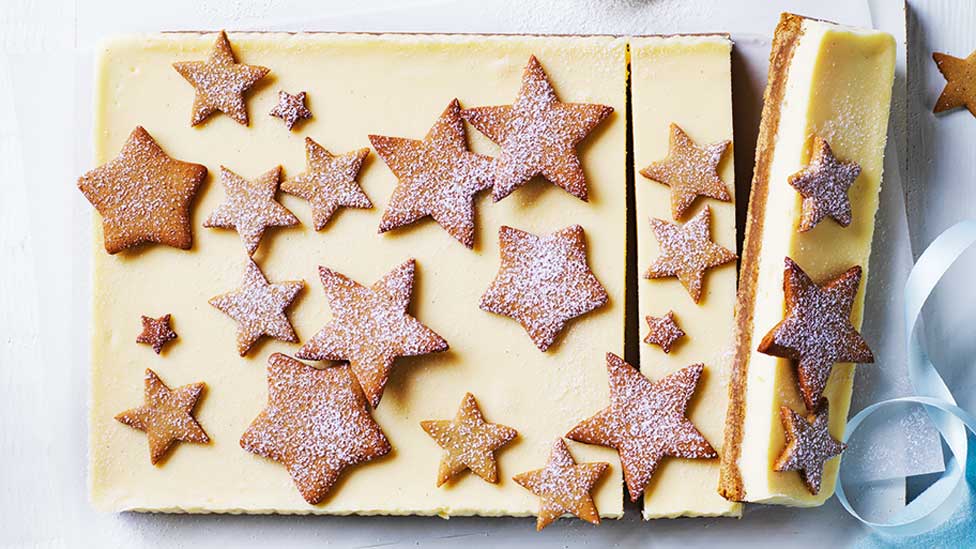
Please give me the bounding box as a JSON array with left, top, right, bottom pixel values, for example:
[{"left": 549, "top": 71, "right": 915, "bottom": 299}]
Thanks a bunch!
[{"left": 719, "top": 14, "right": 895, "bottom": 506}]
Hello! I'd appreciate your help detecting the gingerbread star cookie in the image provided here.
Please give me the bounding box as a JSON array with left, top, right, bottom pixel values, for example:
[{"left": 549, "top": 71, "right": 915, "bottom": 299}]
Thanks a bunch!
[
  {"left": 209, "top": 258, "right": 304, "bottom": 356},
  {"left": 643, "top": 311, "right": 684, "bottom": 354},
  {"left": 204, "top": 166, "right": 299, "bottom": 256},
  {"left": 281, "top": 138, "right": 371, "bottom": 231},
  {"left": 512, "top": 438, "right": 608, "bottom": 531},
  {"left": 240, "top": 353, "right": 391, "bottom": 505},
  {"left": 172, "top": 30, "right": 269, "bottom": 126},
  {"left": 78, "top": 126, "right": 207, "bottom": 254},
  {"left": 115, "top": 369, "right": 209, "bottom": 465},
  {"left": 269, "top": 90, "right": 312, "bottom": 130},
  {"left": 567, "top": 353, "right": 715, "bottom": 502},
  {"left": 370, "top": 99, "right": 494, "bottom": 248},
  {"left": 480, "top": 225, "right": 608, "bottom": 352},
  {"left": 774, "top": 398, "right": 845, "bottom": 494},
  {"left": 758, "top": 257, "right": 874, "bottom": 410},
  {"left": 787, "top": 136, "right": 861, "bottom": 232},
  {"left": 137, "top": 314, "right": 177, "bottom": 354},
  {"left": 640, "top": 123, "right": 731, "bottom": 220},
  {"left": 933, "top": 49, "right": 976, "bottom": 116},
  {"left": 461, "top": 56, "right": 612, "bottom": 202},
  {"left": 644, "top": 205, "right": 736, "bottom": 303},
  {"left": 296, "top": 259, "right": 448, "bottom": 408}
]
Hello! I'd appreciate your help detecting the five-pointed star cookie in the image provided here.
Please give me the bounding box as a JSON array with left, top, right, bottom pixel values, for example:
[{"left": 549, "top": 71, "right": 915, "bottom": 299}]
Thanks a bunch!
[
  {"left": 137, "top": 314, "right": 178, "bottom": 354},
  {"left": 933, "top": 49, "right": 976, "bottom": 116},
  {"left": 461, "top": 56, "right": 612, "bottom": 202},
  {"left": 644, "top": 205, "right": 736, "bottom": 303},
  {"left": 296, "top": 259, "right": 448, "bottom": 408},
  {"left": 787, "top": 136, "right": 861, "bottom": 232},
  {"left": 640, "top": 123, "right": 732, "bottom": 220},
  {"left": 172, "top": 30, "right": 269, "bottom": 126},
  {"left": 758, "top": 257, "right": 874, "bottom": 410},
  {"left": 240, "top": 353, "right": 391, "bottom": 504},
  {"left": 643, "top": 311, "right": 685, "bottom": 354},
  {"left": 566, "top": 353, "right": 716, "bottom": 502},
  {"left": 421, "top": 392, "right": 518, "bottom": 486},
  {"left": 209, "top": 258, "right": 304, "bottom": 356},
  {"left": 774, "top": 398, "right": 845, "bottom": 494},
  {"left": 480, "top": 224, "right": 608, "bottom": 352},
  {"left": 204, "top": 165, "right": 299, "bottom": 256},
  {"left": 370, "top": 99, "right": 494, "bottom": 248},
  {"left": 281, "top": 138, "right": 371, "bottom": 231},
  {"left": 78, "top": 126, "right": 207, "bottom": 254},
  {"left": 115, "top": 368, "right": 209, "bottom": 465},
  {"left": 269, "top": 90, "right": 312, "bottom": 130}
]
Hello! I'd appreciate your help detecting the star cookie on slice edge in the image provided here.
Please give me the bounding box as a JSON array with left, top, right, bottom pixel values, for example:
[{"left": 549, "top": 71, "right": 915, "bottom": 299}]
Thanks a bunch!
[
  {"left": 281, "top": 138, "right": 371, "bottom": 231},
  {"left": 461, "top": 55, "right": 613, "bottom": 202},
  {"left": 774, "top": 398, "right": 845, "bottom": 495},
  {"left": 787, "top": 136, "right": 861, "bottom": 232},
  {"left": 566, "top": 353, "right": 716, "bottom": 502},
  {"left": 204, "top": 165, "right": 299, "bottom": 256},
  {"left": 512, "top": 438, "right": 609, "bottom": 531},
  {"left": 421, "top": 392, "right": 518, "bottom": 487},
  {"left": 136, "top": 314, "right": 178, "bottom": 354},
  {"left": 115, "top": 368, "right": 209, "bottom": 465},
  {"left": 933, "top": 49, "right": 976, "bottom": 116},
  {"left": 296, "top": 259, "right": 448, "bottom": 408},
  {"left": 269, "top": 90, "right": 312, "bottom": 130},
  {"left": 78, "top": 126, "right": 207, "bottom": 254},
  {"left": 240, "top": 353, "right": 391, "bottom": 505},
  {"left": 643, "top": 311, "right": 684, "bottom": 354}
]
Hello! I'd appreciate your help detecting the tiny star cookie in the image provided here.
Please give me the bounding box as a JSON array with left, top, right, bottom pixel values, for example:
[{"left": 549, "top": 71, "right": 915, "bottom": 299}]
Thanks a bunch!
[
  {"left": 512, "top": 438, "right": 608, "bottom": 531},
  {"left": 774, "top": 398, "right": 845, "bottom": 495},
  {"left": 567, "top": 353, "right": 716, "bottom": 502},
  {"left": 115, "top": 368, "right": 209, "bottom": 465},
  {"left": 78, "top": 126, "right": 207, "bottom": 254},
  {"left": 296, "top": 259, "right": 448, "bottom": 408},
  {"left": 933, "top": 49, "right": 976, "bottom": 116},
  {"left": 480, "top": 224, "right": 608, "bottom": 352},
  {"left": 136, "top": 314, "right": 178, "bottom": 354},
  {"left": 461, "top": 55, "right": 613, "bottom": 202},
  {"left": 209, "top": 258, "right": 304, "bottom": 356},
  {"left": 644, "top": 205, "right": 736, "bottom": 303},
  {"left": 640, "top": 123, "right": 731, "bottom": 220},
  {"left": 421, "top": 392, "right": 518, "bottom": 487},
  {"left": 281, "top": 138, "right": 371, "bottom": 231},
  {"left": 204, "top": 165, "right": 299, "bottom": 256},
  {"left": 269, "top": 90, "right": 312, "bottom": 130},
  {"left": 370, "top": 99, "right": 494, "bottom": 248},
  {"left": 240, "top": 353, "right": 391, "bottom": 505},
  {"left": 787, "top": 136, "right": 861, "bottom": 232},
  {"left": 643, "top": 311, "right": 684, "bottom": 354},
  {"left": 172, "top": 30, "right": 269, "bottom": 126},
  {"left": 758, "top": 257, "right": 874, "bottom": 411}
]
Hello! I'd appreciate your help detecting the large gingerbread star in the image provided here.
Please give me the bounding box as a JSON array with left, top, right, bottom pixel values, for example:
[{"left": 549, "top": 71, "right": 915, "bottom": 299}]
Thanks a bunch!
[
  {"left": 78, "top": 126, "right": 207, "bottom": 254},
  {"left": 774, "top": 398, "right": 845, "bottom": 495},
  {"left": 172, "top": 30, "right": 269, "bottom": 126},
  {"left": 370, "top": 99, "right": 494, "bottom": 248},
  {"left": 204, "top": 166, "right": 299, "bottom": 256},
  {"left": 461, "top": 56, "right": 612, "bottom": 202},
  {"left": 480, "top": 224, "right": 608, "bottom": 352},
  {"left": 787, "top": 136, "right": 861, "bottom": 232},
  {"left": 566, "top": 353, "right": 716, "bottom": 502},
  {"left": 240, "top": 353, "right": 391, "bottom": 505},
  {"left": 281, "top": 137, "right": 371, "bottom": 231},
  {"left": 758, "top": 257, "right": 874, "bottom": 410},
  {"left": 296, "top": 259, "right": 448, "bottom": 408},
  {"left": 933, "top": 49, "right": 976, "bottom": 116}
]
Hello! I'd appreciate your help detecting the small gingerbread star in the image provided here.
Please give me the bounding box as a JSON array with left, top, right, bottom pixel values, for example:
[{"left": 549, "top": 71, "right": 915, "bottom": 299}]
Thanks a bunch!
[
  {"left": 136, "top": 314, "right": 178, "bottom": 354},
  {"left": 774, "top": 398, "right": 845, "bottom": 495},
  {"left": 269, "top": 90, "right": 312, "bottom": 130},
  {"left": 204, "top": 166, "right": 299, "bottom": 256},
  {"left": 643, "top": 311, "right": 684, "bottom": 353},
  {"left": 933, "top": 49, "right": 976, "bottom": 116},
  {"left": 281, "top": 138, "right": 371, "bottom": 231},
  {"left": 787, "top": 136, "right": 861, "bottom": 232}
]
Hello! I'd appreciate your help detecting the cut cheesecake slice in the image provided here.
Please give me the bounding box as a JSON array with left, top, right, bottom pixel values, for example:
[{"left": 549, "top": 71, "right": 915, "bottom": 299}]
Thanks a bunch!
[{"left": 719, "top": 14, "right": 895, "bottom": 505}]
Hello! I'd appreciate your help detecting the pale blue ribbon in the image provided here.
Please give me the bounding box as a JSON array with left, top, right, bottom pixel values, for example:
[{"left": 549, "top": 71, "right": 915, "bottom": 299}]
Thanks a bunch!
[{"left": 836, "top": 220, "right": 976, "bottom": 536}]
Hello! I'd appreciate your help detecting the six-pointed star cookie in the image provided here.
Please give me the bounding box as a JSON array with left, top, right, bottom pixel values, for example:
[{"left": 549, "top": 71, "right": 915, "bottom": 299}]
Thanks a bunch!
[
  {"left": 788, "top": 136, "right": 861, "bottom": 232},
  {"left": 643, "top": 311, "right": 684, "bottom": 354},
  {"left": 281, "top": 138, "right": 371, "bottom": 231},
  {"left": 512, "top": 438, "right": 608, "bottom": 531},
  {"left": 774, "top": 398, "right": 845, "bottom": 495},
  {"left": 269, "top": 90, "right": 312, "bottom": 130},
  {"left": 640, "top": 123, "right": 731, "bottom": 220},
  {"left": 136, "top": 314, "right": 178, "bottom": 354},
  {"left": 371, "top": 99, "right": 494, "bottom": 248},
  {"left": 758, "top": 257, "right": 874, "bottom": 410},
  {"left": 296, "top": 259, "right": 448, "bottom": 408},
  {"left": 78, "top": 126, "right": 207, "bottom": 254},
  {"left": 480, "top": 224, "right": 608, "bottom": 352},
  {"left": 644, "top": 205, "right": 736, "bottom": 303},
  {"left": 204, "top": 165, "right": 299, "bottom": 256},
  {"left": 421, "top": 392, "right": 518, "bottom": 486},
  {"left": 240, "top": 353, "right": 391, "bottom": 504},
  {"left": 115, "top": 368, "right": 209, "bottom": 465},
  {"left": 172, "top": 30, "right": 269, "bottom": 126},
  {"left": 461, "top": 56, "right": 612, "bottom": 202},
  {"left": 567, "top": 353, "right": 716, "bottom": 502},
  {"left": 933, "top": 49, "right": 976, "bottom": 116}
]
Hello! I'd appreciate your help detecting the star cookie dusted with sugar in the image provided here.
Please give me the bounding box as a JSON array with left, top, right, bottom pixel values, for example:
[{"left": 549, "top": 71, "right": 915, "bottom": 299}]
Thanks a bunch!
[
  {"left": 461, "top": 56, "right": 612, "bottom": 202},
  {"left": 269, "top": 90, "right": 312, "bottom": 130},
  {"left": 281, "top": 138, "right": 371, "bottom": 231},
  {"left": 204, "top": 166, "right": 299, "bottom": 256},
  {"left": 480, "top": 225, "right": 608, "bottom": 352},
  {"left": 567, "top": 353, "right": 716, "bottom": 502},
  {"left": 78, "top": 126, "right": 207, "bottom": 254},
  {"left": 296, "top": 259, "right": 448, "bottom": 408},
  {"left": 136, "top": 314, "right": 178, "bottom": 354},
  {"left": 787, "top": 136, "right": 861, "bottom": 232},
  {"left": 643, "top": 311, "right": 684, "bottom": 354},
  {"left": 933, "top": 49, "right": 976, "bottom": 116},
  {"left": 774, "top": 399, "right": 845, "bottom": 494},
  {"left": 370, "top": 99, "right": 494, "bottom": 248},
  {"left": 240, "top": 353, "right": 391, "bottom": 504}
]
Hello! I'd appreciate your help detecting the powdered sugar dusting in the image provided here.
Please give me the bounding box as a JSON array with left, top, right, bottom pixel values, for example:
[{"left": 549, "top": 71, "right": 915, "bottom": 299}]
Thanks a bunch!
[
  {"left": 204, "top": 165, "right": 299, "bottom": 256},
  {"left": 788, "top": 136, "right": 861, "bottom": 231},
  {"left": 774, "top": 399, "right": 845, "bottom": 494},
  {"left": 281, "top": 138, "right": 371, "bottom": 231}
]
